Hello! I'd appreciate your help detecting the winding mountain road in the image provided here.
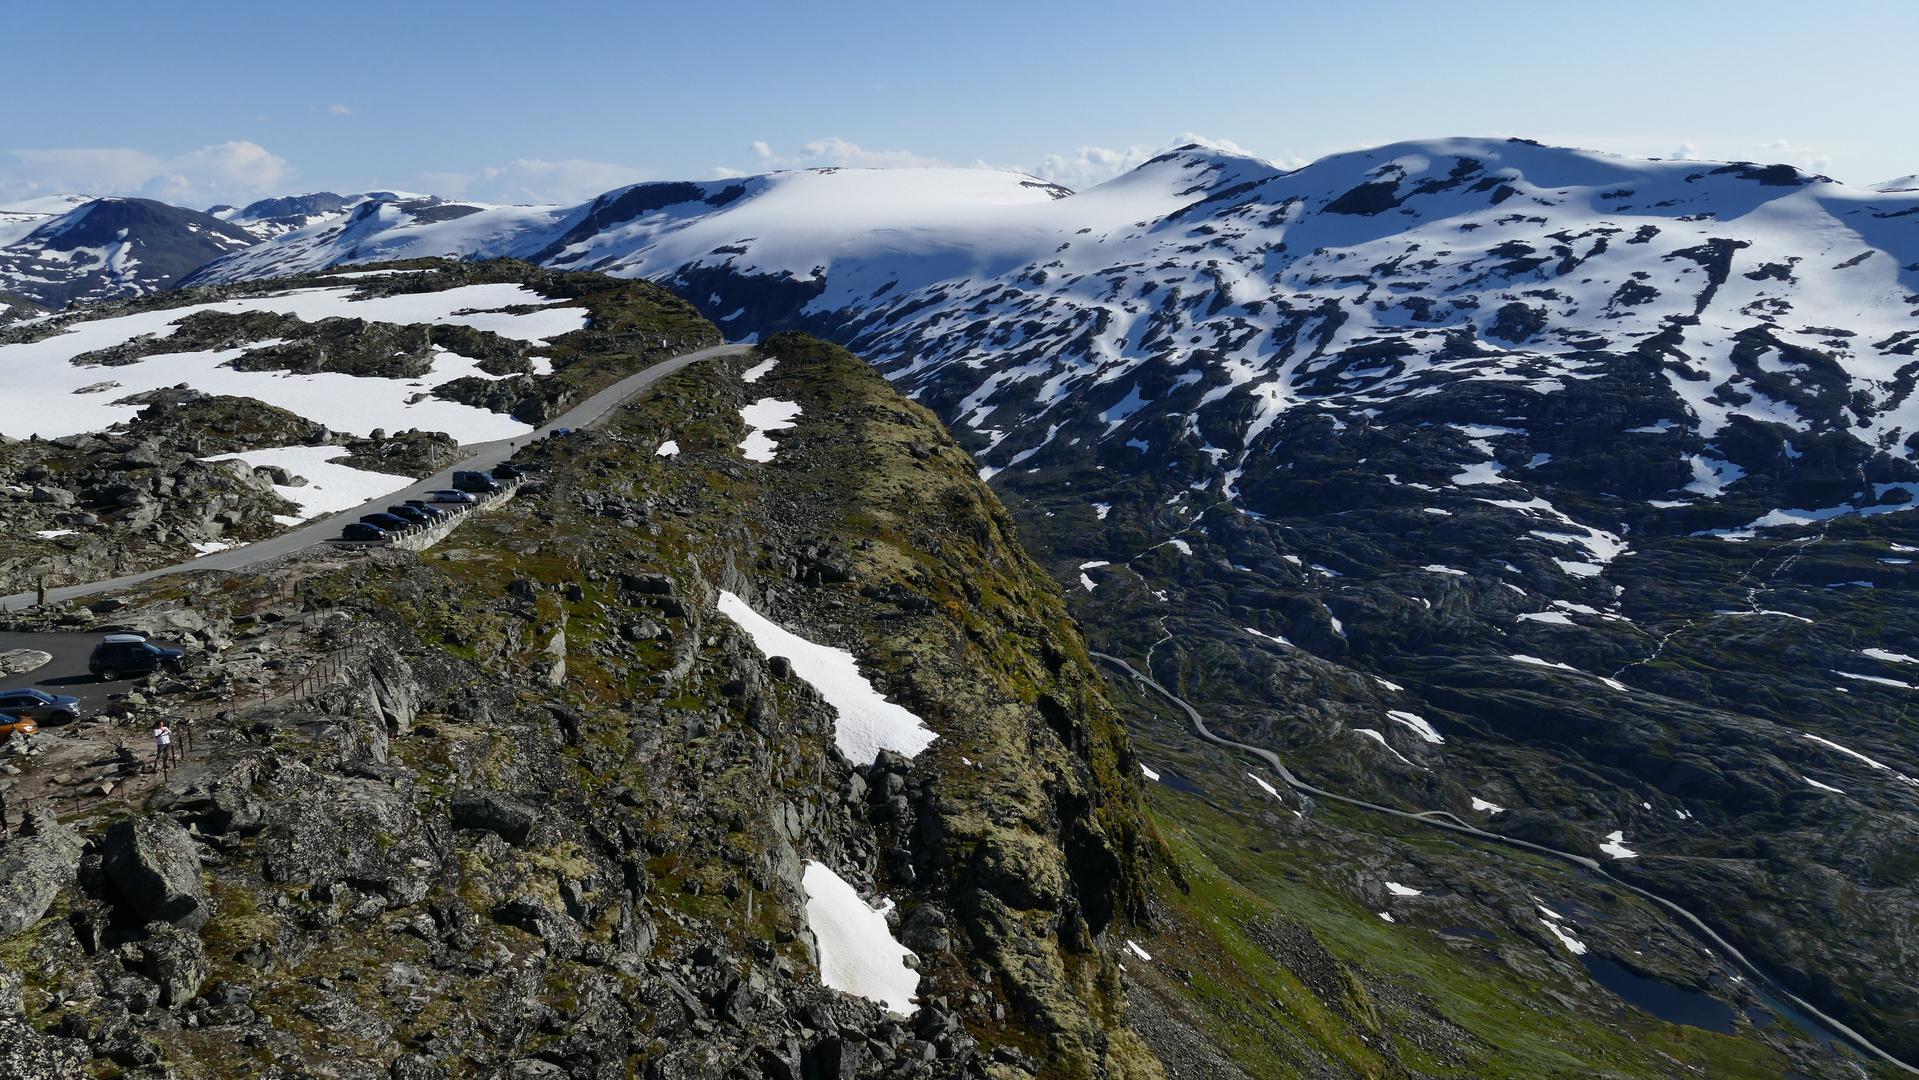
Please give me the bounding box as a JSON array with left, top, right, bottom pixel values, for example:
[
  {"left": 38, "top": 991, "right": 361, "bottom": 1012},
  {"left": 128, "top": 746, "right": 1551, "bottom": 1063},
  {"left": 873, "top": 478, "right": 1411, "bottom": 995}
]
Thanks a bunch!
[
  {"left": 1, "top": 342, "right": 752, "bottom": 611},
  {"left": 1091, "top": 650, "right": 1917, "bottom": 1074}
]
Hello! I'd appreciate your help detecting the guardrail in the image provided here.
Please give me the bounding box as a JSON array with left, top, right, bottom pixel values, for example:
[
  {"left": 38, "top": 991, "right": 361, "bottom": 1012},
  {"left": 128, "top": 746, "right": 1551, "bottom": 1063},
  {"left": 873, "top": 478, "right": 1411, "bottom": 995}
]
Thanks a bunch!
[{"left": 322, "top": 479, "right": 522, "bottom": 553}]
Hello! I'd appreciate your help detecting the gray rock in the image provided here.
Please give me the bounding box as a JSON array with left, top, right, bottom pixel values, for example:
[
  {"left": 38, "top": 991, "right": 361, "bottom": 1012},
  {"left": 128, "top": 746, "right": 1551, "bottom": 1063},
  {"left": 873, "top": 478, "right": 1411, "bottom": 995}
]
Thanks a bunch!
[
  {"left": 102, "top": 814, "right": 214, "bottom": 929},
  {"left": 0, "top": 808, "right": 83, "bottom": 937},
  {"left": 29, "top": 485, "right": 75, "bottom": 507},
  {"left": 449, "top": 790, "right": 539, "bottom": 845},
  {"left": 0, "top": 1016, "right": 89, "bottom": 1079},
  {"left": 0, "top": 649, "right": 53, "bottom": 676},
  {"left": 136, "top": 921, "right": 211, "bottom": 1005}
]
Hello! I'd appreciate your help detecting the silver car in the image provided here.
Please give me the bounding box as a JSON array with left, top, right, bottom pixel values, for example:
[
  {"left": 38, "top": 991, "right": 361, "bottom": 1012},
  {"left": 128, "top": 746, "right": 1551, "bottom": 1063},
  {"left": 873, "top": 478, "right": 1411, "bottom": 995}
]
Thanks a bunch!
[{"left": 0, "top": 687, "right": 81, "bottom": 724}]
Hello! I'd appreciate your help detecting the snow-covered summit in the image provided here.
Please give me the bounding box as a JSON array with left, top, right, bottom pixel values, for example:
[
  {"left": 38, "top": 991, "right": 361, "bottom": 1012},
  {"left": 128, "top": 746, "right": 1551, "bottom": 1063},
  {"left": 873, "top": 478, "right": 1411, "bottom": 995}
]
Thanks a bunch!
[{"left": 163, "top": 137, "right": 1919, "bottom": 528}]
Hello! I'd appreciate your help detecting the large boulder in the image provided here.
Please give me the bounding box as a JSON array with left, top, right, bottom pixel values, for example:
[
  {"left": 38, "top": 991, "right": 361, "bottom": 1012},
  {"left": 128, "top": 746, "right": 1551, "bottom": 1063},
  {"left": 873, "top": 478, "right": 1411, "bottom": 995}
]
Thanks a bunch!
[
  {"left": 136, "top": 922, "right": 210, "bottom": 1006},
  {"left": 0, "top": 649, "right": 52, "bottom": 677},
  {"left": 102, "top": 815, "right": 213, "bottom": 929},
  {"left": 0, "top": 808, "right": 84, "bottom": 937}
]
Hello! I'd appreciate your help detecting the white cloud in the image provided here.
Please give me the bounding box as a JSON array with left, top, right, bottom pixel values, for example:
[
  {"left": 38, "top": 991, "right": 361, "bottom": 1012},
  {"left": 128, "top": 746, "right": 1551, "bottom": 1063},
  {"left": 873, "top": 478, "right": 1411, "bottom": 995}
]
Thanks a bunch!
[
  {"left": 1758, "top": 139, "right": 1832, "bottom": 174},
  {"left": 2, "top": 140, "right": 291, "bottom": 206},
  {"left": 423, "top": 158, "right": 653, "bottom": 205},
  {"left": 325, "top": 104, "right": 354, "bottom": 115},
  {"left": 1671, "top": 141, "right": 1703, "bottom": 161},
  {"left": 1021, "top": 143, "right": 1162, "bottom": 191},
  {"left": 747, "top": 137, "right": 951, "bottom": 171},
  {"left": 713, "top": 132, "right": 1277, "bottom": 193}
]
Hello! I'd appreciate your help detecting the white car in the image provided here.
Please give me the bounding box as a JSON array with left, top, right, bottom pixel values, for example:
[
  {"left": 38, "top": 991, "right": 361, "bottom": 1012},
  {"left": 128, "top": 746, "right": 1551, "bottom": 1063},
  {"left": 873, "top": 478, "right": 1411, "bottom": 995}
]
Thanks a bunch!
[{"left": 424, "top": 489, "right": 476, "bottom": 504}]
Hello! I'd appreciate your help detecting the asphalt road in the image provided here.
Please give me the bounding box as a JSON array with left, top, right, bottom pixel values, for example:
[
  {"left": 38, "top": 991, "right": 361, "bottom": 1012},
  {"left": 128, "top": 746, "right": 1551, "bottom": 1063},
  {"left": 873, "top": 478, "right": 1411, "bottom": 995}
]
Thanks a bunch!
[
  {"left": 1091, "top": 650, "right": 1911, "bottom": 1072},
  {"left": 0, "top": 630, "right": 186, "bottom": 713},
  {"left": 0, "top": 341, "right": 753, "bottom": 610}
]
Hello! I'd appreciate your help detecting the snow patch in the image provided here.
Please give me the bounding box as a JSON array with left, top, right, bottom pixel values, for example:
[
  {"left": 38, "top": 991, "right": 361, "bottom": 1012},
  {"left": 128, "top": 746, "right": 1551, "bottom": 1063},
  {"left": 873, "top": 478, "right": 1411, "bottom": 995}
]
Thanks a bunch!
[
  {"left": 655, "top": 440, "right": 680, "bottom": 457},
  {"left": 204, "top": 445, "right": 415, "bottom": 520},
  {"left": 1598, "top": 831, "right": 1638, "bottom": 859},
  {"left": 718, "top": 591, "right": 936, "bottom": 764},
  {"left": 1353, "top": 728, "right": 1416, "bottom": 766},
  {"left": 801, "top": 862, "right": 918, "bottom": 1015},
  {"left": 1385, "top": 881, "right": 1422, "bottom": 897},
  {"left": 738, "top": 398, "right": 802, "bottom": 463},
  {"left": 1385, "top": 710, "right": 1444, "bottom": 745}
]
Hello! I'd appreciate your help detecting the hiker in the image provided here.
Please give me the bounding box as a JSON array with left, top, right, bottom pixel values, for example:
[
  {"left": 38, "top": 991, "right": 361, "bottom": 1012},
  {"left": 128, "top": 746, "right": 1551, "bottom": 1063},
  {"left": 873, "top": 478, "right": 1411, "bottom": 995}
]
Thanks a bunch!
[{"left": 152, "top": 720, "right": 173, "bottom": 767}]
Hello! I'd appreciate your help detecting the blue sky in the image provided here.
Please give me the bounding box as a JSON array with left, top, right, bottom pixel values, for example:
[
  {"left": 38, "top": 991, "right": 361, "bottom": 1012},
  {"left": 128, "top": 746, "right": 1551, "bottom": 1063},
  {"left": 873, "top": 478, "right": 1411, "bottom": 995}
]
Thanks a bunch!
[{"left": 4, "top": 0, "right": 1914, "bottom": 208}]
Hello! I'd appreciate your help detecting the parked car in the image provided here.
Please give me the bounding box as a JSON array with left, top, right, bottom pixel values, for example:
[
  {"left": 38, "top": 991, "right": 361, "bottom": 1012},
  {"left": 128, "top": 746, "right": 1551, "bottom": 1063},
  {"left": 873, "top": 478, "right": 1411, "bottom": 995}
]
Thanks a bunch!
[
  {"left": 404, "top": 500, "right": 454, "bottom": 520},
  {"left": 385, "top": 505, "right": 432, "bottom": 525},
  {"left": 0, "top": 687, "right": 80, "bottom": 724},
  {"left": 548, "top": 428, "right": 572, "bottom": 439},
  {"left": 451, "top": 470, "right": 500, "bottom": 493},
  {"left": 340, "top": 522, "right": 387, "bottom": 541},
  {"left": 89, "top": 634, "right": 185, "bottom": 681},
  {"left": 360, "top": 512, "right": 413, "bottom": 531},
  {"left": 491, "top": 462, "right": 525, "bottom": 479},
  {"left": 0, "top": 712, "right": 39, "bottom": 739},
  {"left": 425, "top": 489, "right": 476, "bottom": 504}
]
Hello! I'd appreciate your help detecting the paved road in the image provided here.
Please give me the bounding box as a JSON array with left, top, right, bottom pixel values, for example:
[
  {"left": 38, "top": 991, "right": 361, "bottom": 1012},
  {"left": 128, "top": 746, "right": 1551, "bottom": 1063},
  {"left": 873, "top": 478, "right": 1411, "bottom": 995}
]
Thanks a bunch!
[
  {"left": 1091, "top": 649, "right": 1915, "bottom": 1074},
  {"left": 1, "top": 342, "right": 753, "bottom": 610},
  {"left": 0, "top": 630, "right": 185, "bottom": 712}
]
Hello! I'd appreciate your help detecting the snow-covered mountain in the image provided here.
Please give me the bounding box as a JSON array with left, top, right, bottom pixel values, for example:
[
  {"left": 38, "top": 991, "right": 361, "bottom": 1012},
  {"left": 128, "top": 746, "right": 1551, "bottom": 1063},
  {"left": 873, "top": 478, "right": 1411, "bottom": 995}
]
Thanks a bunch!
[
  {"left": 0, "top": 192, "right": 495, "bottom": 307},
  {"left": 0, "top": 196, "right": 259, "bottom": 308},
  {"left": 207, "top": 190, "right": 482, "bottom": 241},
  {"left": 188, "top": 138, "right": 1919, "bottom": 518}
]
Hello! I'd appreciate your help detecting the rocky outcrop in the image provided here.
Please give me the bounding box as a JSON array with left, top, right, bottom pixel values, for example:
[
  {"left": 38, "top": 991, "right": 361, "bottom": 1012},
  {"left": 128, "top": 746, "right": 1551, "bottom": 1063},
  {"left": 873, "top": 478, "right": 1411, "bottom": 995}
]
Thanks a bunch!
[
  {"left": 102, "top": 815, "right": 214, "bottom": 930},
  {"left": 0, "top": 807, "right": 83, "bottom": 935}
]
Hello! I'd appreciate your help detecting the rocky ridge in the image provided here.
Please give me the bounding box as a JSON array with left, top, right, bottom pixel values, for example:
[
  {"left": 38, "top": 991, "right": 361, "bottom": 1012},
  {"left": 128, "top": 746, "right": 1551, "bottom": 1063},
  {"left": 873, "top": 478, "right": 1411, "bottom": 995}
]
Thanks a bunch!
[{"left": 0, "top": 335, "right": 1167, "bottom": 1080}]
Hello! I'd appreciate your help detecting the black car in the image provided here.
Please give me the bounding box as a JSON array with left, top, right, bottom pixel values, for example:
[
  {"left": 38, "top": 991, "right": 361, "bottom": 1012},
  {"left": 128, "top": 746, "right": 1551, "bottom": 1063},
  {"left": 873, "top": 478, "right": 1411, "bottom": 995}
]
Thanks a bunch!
[
  {"left": 451, "top": 470, "right": 500, "bottom": 493},
  {"left": 340, "top": 522, "right": 387, "bottom": 541},
  {"left": 361, "top": 512, "right": 414, "bottom": 530},
  {"left": 89, "top": 634, "right": 185, "bottom": 681},
  {"left": 491, "top": 462, "right": 525, "bottom": 479},
  {"left": 385, "top": 505, "right": 432, "bottom": 525},
  {"left": 0, "top": 687, "right": 81, "bottom": 724},
  {"left": 404, "top": 500, "right": 454, "bottom": 520}
]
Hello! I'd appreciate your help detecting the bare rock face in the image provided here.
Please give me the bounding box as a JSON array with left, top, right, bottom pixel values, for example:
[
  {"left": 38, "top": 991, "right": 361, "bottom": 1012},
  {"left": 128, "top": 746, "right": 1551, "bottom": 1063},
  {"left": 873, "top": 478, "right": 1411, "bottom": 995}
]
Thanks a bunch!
[
  {"left": 0, "top": 648, "right": 52, "bottom": 676},
  {"left": 134, "top": 922, "right": 211, "bottom": 1006},
  {"left": 449, "top": 790, "right": 540, "bottom": 846},
  {"left": 0, "top": 807, "right": 84, "bottom": 935},
  {"left": 0, "top": 1015, "right": 90, "bottom": 1080},
  {"left": 101, "top": 815, "right": 213, "bottom": 930}
]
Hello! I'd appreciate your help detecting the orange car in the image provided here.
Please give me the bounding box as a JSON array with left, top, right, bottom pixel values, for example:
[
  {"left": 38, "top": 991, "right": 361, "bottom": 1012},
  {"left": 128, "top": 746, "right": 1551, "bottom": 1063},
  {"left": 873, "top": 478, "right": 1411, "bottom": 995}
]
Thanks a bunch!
[{"left": 0, "top": 712, "right": 39, "bottom": 739}]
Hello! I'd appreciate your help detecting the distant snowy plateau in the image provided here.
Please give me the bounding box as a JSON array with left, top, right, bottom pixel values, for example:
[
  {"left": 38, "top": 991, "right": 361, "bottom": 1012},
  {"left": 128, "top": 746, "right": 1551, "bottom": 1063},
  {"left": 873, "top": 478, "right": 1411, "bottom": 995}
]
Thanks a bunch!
[{"left": 167, "top": 137, "right": 1919, "bottom": 533}]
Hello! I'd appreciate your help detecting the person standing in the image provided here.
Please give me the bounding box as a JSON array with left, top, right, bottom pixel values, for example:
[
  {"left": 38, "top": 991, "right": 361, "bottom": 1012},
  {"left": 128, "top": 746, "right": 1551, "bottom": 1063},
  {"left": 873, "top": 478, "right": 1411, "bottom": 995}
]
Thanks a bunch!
[{"left": 152, "top": 720, "right": 172, "bottom": 768}]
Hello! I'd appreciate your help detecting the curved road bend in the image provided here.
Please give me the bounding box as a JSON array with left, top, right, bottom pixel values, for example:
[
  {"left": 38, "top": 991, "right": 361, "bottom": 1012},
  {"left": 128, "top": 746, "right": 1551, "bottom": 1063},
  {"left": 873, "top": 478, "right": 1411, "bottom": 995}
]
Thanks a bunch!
[
  {"left": 1, "top": 342, "right": 754, "bottom": 611},
  {"left": 1091, "top": 650, "right": 1918, "bottom": 1074}
]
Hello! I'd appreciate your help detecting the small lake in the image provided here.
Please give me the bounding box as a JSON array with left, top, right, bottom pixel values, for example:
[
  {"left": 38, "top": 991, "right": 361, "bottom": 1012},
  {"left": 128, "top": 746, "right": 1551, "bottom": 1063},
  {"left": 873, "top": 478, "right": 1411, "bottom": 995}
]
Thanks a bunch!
[
  {"left": 1579, "top": 956, "right": 1737, "bottom": 1035},
  {"left": 1154, "top": 770, "right": 1207, "bottom": 797}
]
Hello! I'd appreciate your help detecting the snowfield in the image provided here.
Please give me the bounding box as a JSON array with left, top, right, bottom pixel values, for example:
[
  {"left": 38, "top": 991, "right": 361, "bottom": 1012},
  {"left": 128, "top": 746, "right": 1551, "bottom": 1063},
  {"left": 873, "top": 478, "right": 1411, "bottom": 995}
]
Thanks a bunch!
[
  {"left": 203, "top": 445, "right": 419, "bottom": 520},
  {"left": 0, "top": 281, "right": 585, "bottom": 442},
  {"left": 716, "top": 590, "right": 937, "bottom": 764},
  {"left": 801, "top": 861, "right": 918, "bottom": 1016}
]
